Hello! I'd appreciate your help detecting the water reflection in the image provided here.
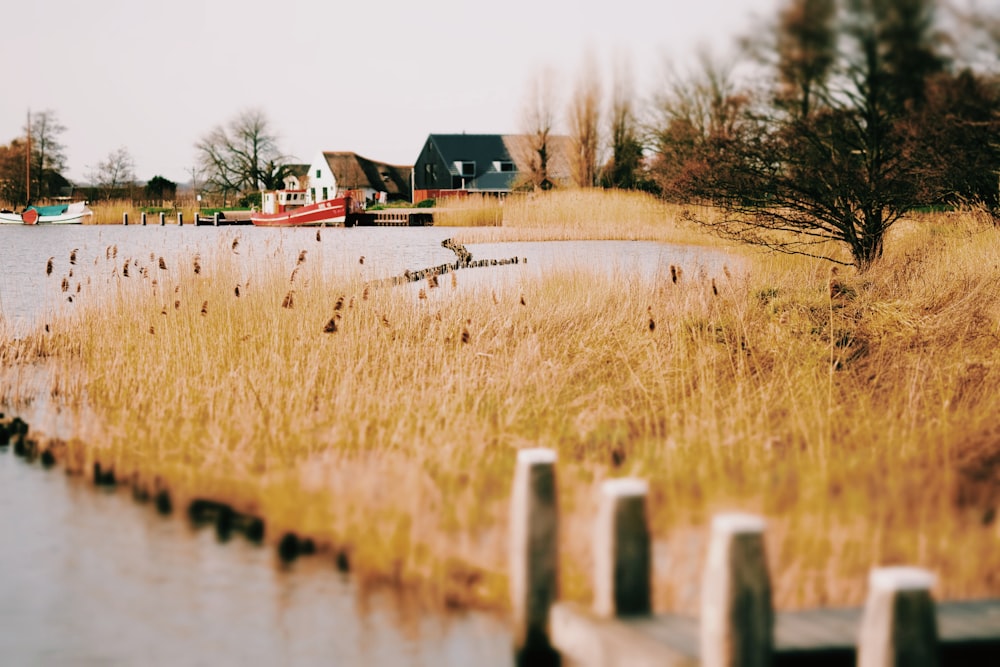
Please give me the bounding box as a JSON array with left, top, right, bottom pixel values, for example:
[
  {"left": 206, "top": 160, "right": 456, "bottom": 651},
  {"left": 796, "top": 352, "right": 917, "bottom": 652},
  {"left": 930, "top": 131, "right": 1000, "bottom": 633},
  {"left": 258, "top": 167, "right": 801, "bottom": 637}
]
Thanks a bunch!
[{"left": 0, "top": 448, "right": 512, "bottom": 665}]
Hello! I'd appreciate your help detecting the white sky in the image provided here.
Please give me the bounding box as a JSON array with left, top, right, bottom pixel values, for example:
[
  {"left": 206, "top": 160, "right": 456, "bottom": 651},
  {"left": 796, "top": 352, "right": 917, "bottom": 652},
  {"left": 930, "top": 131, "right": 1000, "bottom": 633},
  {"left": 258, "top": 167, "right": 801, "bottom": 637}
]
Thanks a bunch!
[{"left": 1, "top": 0, "right": 781, "bottom": 183}]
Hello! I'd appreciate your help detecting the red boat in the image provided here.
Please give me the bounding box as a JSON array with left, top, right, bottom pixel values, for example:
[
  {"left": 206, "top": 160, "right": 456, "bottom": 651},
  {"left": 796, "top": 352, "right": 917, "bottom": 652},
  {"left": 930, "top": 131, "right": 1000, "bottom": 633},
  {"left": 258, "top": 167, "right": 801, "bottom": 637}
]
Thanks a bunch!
[{"left": 251, "top": 189, "right": 354, "bottom": 227}]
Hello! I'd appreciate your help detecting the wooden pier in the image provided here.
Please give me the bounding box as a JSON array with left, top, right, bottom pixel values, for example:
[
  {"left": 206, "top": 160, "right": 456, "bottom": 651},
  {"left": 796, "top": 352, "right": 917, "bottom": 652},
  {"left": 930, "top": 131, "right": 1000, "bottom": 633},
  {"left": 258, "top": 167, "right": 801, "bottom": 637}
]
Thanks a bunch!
[
  {"left": 346, "top": 209, "right": 434, "bottom": 227},
  {"left": 509, "top": 449, "right": 1000, "bottom": 666}
]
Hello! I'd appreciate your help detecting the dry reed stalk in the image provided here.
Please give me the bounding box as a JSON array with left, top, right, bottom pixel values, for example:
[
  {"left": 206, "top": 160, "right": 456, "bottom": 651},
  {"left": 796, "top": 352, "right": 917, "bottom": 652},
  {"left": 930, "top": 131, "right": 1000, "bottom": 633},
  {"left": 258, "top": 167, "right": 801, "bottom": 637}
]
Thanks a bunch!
[{"left": 6, "top": 208, "right": 999, "bottom": 614}]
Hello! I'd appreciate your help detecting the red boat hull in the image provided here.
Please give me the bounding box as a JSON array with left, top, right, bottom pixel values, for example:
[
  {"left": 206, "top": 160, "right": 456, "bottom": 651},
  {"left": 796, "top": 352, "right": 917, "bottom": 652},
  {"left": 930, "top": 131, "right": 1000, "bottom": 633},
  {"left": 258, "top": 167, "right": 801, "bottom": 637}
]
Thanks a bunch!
[{"left": 251, "top": 196, "right": 351, "bottom": 227}]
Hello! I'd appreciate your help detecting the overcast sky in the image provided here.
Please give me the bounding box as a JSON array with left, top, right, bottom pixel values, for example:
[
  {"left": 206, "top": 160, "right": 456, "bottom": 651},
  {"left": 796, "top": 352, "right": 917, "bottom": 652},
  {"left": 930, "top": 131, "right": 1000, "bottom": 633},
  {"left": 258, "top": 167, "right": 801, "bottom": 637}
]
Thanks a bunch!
[{"left": 1, "top": 0, "right": 783, "bottom": 183}]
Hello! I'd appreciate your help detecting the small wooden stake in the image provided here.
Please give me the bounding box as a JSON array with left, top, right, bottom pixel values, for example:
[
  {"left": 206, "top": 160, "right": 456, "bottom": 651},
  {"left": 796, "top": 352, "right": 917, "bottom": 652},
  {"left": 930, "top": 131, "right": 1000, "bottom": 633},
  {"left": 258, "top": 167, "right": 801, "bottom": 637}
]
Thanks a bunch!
[
  {"left": 593, "top": 478, "right": 651, "bottom": 618},
  {"left": 510, "top": 448, "right": 559, "bottom": 665},
  {"left": 858, "top": 567, "right": 939, "bottom": 667},
  {"left": 700, "top": 513, "right": 773, "bottom": 667}
]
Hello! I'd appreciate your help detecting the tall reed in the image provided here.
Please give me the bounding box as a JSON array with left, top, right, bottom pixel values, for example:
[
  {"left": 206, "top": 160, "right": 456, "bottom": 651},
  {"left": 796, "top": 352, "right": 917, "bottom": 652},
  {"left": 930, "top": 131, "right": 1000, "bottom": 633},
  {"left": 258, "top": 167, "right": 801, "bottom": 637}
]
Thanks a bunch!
[{"left": 3, "top": 205, "right": 999, "bottom": 615}]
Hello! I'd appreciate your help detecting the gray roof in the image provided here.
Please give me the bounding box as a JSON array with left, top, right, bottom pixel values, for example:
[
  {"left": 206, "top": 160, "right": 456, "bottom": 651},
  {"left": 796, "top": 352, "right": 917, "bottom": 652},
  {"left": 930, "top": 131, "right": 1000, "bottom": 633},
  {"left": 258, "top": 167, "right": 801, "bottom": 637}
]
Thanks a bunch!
[{"left": 426, "top": 133, "right": 571, "bottom": 190}]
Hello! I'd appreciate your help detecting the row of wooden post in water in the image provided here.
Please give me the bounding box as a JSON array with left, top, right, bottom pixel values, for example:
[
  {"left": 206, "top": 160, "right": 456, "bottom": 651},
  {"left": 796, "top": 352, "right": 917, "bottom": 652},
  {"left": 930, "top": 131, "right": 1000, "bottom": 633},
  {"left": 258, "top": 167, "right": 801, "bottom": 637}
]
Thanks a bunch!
[
  {"left": 509, "top": 448, "right": 1000, "bottom": 667},
  {"left": 120, "top": 212, "right": 238, "bottom": 226}
]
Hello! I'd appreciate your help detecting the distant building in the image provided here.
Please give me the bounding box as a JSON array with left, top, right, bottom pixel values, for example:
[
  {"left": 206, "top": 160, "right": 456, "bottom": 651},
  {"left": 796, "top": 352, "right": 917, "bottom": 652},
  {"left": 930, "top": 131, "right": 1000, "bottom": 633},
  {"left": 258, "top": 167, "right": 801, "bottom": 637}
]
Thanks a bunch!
[
  {"left": 412, "top": 133, "right": 572, "bottom": 201},
  {"left": 282, "top": 164, "right": 310, "bottom": 191},
  {"left": 304, "top": 151, "right": 412, "bottom": 205}
]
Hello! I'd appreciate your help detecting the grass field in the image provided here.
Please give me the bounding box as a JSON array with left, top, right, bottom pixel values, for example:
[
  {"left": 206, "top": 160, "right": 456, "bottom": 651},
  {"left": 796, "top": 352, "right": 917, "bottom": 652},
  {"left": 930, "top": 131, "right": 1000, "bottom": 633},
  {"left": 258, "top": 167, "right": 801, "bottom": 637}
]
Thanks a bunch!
[{"left": 2, "top": 191, "right": 998, "bottom": 614}]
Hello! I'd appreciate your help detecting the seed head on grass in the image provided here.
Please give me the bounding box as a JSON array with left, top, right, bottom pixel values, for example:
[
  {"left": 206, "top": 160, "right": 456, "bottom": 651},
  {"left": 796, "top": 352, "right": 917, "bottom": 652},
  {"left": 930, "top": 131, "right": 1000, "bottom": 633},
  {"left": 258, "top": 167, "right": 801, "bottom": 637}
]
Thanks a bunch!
[
  {"left": 334, "top": 296, "right": 345, "bottom": 311},
  {"left": 123, "top": 263, "right": 130, "bottom": 278},
  {"left": 297, "top": 250, "right": 307, "bottom": 265},
  {"left": 201, "top": 301, "right": 208, "bottom": 316},
  {"left": 461, "top": 327, "right": 471, "bottom": 344},
  {"left": 234, "top": 285, "right": 241, "bottom": 298},
  {"left": 290, "top": 267, "right": 300, "bottom": 284},
  {"left": 670, "top": 265, "right": 678, "bottom": 284},
  {"left": 232, "top": 238, "right": 240, "bottom": 253},
  {"left": 46, "top": 257, "right": 54, "bottom": 275},
  {"left": 158, "top": 257, "right": 167, "bottom": 270},
  {"left": 316, "top": 229, "right": 322, "bottom": 242},
  {"left": 323, "top": 317, "right": 338, "bottom": 333},
  {"left": 193, "top": 256, "right": 202, "bottom": 275},
  {"left": 419, "top": 289, "right": 427, "bottom": 300},
  {"left": 363, "top": 286, "right": 370, "bottom": 301},
  {"left": 359, "top": 256, "right": 365, "bottom": 265},
  {"left": 282, "top": 291, "right": 295, "bottom": 309},
  {"left": 61, "top": 277, "right": 69, "bottom": 292},
  {"left": 174, "top": 300, "right": 181, "bottom": 310},
  {"left": 712, "top": 279, "right": 718, "bottom": 296},
  {"left": 520, "top": 295, "right": 526, "bottom": 306},
  {"left": 70, "top": 249, "right": 78, "bottom": 265}
]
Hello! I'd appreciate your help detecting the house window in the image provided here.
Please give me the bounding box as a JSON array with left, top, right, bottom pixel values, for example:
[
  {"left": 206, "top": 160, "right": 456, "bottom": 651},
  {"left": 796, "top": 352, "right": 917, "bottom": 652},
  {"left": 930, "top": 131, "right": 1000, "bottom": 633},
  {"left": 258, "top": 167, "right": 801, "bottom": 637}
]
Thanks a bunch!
[
  {"left": 499, "top": 161, "right": 515, "bottom": 172},
  {"left": 311, "top": 188, "right": 316, "bottom": 202},
  {"left": 316, "top": 169, "right": 321, "bottom": 178},
  {"left": 454, "top": 161, "right": 475, "bottom": 177},
  {"left": 322, "top": 187, "right": 328, "bottom": 201}
]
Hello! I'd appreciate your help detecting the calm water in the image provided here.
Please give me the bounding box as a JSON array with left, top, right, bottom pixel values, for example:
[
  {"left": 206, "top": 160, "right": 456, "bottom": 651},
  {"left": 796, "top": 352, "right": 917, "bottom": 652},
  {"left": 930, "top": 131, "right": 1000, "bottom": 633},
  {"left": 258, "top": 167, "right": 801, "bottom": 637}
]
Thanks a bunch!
[{"left": 0, "top": 224, "right": 736, "bottom": 665}]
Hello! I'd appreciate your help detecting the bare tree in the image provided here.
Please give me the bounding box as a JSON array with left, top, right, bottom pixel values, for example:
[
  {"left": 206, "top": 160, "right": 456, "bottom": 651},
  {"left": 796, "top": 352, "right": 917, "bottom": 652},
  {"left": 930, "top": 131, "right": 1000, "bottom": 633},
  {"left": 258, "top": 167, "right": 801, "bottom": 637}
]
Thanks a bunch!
[
  {"left": 195, "top": 108, "right": 286, "bottom": 203},
  {"left": 88, "top": 146, "right": 136, "bottom": 199},
  {"left": 600, "top": 55, "right": 645, "bottom": 190},
  {"left": 514, "top": 68, "right": 560, "bottom": 190},
  {"left": 671, "top": 0, "right": 962, "bottom": 269},
  {"left": 648, "top": 51, "right": 750, "bottom": 200},
  {"left": 567, "top": 51, "right": 602, "bottom": 188},
  {"left": 26, "top": 110, "right": 68, "bottom": 200}
]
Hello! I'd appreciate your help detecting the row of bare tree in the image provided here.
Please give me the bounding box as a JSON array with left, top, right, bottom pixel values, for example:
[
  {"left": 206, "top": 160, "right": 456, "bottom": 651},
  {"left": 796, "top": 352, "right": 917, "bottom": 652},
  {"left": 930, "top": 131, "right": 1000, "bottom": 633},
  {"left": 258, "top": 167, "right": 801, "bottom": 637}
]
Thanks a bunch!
[{"left": 521, "top": 0, "right": 1000, "bottom": 268}]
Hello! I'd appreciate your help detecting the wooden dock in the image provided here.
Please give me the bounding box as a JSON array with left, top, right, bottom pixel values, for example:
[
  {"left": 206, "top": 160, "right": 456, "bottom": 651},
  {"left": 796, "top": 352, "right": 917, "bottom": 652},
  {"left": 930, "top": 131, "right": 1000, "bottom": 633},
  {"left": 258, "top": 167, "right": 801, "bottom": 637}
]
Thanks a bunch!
[
  {"left": 346, "top": 209, "right": 433, "bottom": 227},
  {"left": 508, "top": 449, "right": 1000, "bottom": 666}
]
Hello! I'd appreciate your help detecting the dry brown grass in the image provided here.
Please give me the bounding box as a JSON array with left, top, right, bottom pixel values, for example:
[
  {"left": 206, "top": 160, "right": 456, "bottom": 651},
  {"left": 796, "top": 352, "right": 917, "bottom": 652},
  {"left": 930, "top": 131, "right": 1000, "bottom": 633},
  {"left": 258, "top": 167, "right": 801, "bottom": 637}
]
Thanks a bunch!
[
  {"left": 84, "top": 200, "right": 201, "bottom": 225},
  {"left": 2, "top": 200, "right": 999, "bottom": 615}
]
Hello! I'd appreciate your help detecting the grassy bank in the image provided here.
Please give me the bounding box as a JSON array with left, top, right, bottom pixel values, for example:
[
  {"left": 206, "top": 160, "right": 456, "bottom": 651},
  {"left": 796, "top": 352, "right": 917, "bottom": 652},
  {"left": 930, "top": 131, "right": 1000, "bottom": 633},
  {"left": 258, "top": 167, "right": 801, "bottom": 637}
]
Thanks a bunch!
[{"left": 2, "top": 199, "right": 998, "bottom": 614}]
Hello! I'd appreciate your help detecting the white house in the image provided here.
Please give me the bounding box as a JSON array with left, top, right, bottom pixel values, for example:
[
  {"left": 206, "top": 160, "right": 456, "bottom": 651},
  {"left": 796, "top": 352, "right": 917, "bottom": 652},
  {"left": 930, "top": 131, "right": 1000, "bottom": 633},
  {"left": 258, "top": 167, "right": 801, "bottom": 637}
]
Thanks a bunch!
[{"left": 304, "top": 151, "right": 413, "bottom": 205}]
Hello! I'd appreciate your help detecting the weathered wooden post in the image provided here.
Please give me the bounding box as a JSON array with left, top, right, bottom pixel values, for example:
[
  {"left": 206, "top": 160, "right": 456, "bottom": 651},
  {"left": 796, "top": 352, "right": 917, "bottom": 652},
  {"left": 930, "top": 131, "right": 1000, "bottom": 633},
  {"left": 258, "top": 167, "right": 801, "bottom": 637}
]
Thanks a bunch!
[
  {"left": 159, "top": 212, "right": 165, "bottom": 226},
  {"left": 510, "top": 448, "right": 560, "bottom": 666},
  {"left": 177, "top": 212, "right": 183, "bottom": 226},
  {"left": 213, "top": 211, "right": 220, "bottom": 226},
  {"left": 700, "top": 513, "right": 773, "bottom": 667},
  {"left": 593, "top": 478, "right": 651, "bottom": 618},
  {"left": 122, "top": 211, "right": 129, "bottom": 225},
  {"left": 858, "top": 567, "right": 939, "bottom": 667},
  {"left": 141, "top": 211, "right": 147, "bottom": 226}
]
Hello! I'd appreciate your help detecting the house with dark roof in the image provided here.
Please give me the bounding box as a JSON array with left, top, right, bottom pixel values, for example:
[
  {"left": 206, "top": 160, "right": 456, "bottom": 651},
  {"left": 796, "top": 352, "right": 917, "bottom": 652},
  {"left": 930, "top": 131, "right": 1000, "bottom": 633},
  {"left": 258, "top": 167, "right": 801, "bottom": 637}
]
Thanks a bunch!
[
  {"left": 305, "top": 151, "right": 412, "bottom": 205},
  {"left": 412, "top": 133, "right": 572, "bottom": 200}
]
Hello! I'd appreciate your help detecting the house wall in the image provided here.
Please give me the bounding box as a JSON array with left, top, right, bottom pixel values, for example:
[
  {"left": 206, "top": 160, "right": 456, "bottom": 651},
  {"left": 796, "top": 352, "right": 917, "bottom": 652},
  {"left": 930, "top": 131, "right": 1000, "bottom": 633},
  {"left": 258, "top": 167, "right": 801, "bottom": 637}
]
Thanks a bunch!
[
  {"left": 413, "top": 139, "right": 452, "bottom": 191},
  {"left": 305, "top": 152, "right": 338, "bottom": 204}
]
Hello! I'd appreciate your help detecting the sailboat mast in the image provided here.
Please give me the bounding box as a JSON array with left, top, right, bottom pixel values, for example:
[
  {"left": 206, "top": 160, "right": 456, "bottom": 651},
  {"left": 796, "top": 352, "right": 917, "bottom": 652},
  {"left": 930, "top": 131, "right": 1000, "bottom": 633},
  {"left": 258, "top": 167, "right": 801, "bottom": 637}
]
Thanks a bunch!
[{"left": 26, "top": 110, "right": 31, "bottom": 205}]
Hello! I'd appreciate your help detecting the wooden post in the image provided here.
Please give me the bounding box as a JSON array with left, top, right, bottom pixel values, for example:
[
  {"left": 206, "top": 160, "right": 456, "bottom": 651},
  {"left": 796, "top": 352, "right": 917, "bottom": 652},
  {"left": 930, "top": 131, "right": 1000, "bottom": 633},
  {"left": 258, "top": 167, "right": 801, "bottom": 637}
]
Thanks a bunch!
[
  {"left": 509, "top": 448, "right": 560, "bottom": 665},
  {"left": 159, "top": 212, "right": 165, "bottom": 226},
  {"left": 141, "top": 211, "right": 147, "bottom": 226},
  {"left": 122, "top": 211, "right": 128, "bottom": 226},
  {"left": 194, "top": 213, "right": 201, "bottom": 225},
  {"left": 858, "top": 567, "right": 939, "bottom": 667},
  {"left": 700, "top": 513, "right": 773, "bottom": 667},
  {"left": 593, "top": 478, "right": 651, "bottom": 618},
  {"left": 213, "top": 211, "right": 220, "bottom": 226},
  {"left": 177, "top": 212, "right": 183, "bottom": 226}
]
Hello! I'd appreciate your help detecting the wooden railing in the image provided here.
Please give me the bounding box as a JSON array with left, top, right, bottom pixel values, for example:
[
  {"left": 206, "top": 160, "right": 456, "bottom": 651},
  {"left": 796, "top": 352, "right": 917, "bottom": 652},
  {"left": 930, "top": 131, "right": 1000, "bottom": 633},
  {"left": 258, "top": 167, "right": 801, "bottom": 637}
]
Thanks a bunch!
[{"left": 509, "top": 448, "right": 1000, "bottom": 666}]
